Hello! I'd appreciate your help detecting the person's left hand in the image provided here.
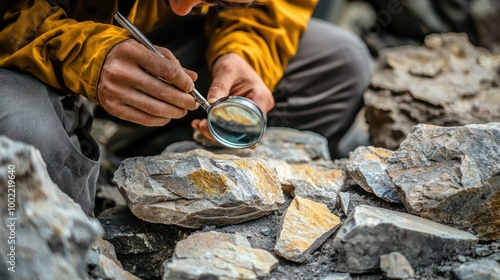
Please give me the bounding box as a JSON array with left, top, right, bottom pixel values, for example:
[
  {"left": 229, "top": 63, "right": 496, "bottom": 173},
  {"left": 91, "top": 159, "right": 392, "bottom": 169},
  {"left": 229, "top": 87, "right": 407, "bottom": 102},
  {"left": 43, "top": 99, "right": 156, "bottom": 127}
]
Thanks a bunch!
[{"left": 191, "top": 53, "right": 275, "bottom": 143}]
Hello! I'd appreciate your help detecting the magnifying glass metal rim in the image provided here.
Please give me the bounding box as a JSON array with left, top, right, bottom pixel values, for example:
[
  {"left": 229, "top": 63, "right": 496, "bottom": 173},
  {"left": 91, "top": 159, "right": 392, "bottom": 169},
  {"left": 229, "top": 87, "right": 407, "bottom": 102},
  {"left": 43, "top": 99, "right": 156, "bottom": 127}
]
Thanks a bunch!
[{"left": 208, "top": 96, "right": 267, "bottom": 149}]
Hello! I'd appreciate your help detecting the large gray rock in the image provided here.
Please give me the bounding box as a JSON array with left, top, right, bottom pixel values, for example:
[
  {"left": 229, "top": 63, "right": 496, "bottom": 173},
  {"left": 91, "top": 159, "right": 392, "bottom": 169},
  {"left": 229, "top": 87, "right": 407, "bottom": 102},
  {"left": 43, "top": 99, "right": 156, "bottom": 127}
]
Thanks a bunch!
[
  {"left": 114, "top": 149, "right": 285, "bottom": 228},
  {"left": 0, "top": 137, "right": 102, "bottom": 280},
  {"left": 333, "top": 205, "right": 478, "bottom": 273},
  {"left": 347, "top": 146, "right": 401, "bottom": 203},
  {"left": 164, "top": 127, "right": 331, "bottom": 164},
  {"left": 163, "top": 231, "right": 278, "bottom": 279},
  {"left": 387, "top": 123, "right": 500, "bottom": 240},
  {"left": 365, "top": 33, "right": 500, "bottom": 150}
]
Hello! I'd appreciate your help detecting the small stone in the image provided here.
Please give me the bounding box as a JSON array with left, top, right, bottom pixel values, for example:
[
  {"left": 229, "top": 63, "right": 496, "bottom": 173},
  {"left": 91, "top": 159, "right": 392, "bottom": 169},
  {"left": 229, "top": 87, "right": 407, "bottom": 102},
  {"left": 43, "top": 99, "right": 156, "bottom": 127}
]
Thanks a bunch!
[
  {"left": 261, "top": 227, "right": 272, "bottom": 236},
  {"left": 321, "top": 273, "right": 352, "bottom": 280},
  {"left": 475, "top": 247, "right": 493, "bottom": 257},
  {"left": 458, "top": 255, "right": 467, "bottom": 263},
  {"left": 275, "top": 196, "right": 341, "bottom": 263},
  {"left": 380, "top": 252, "right": 415, "bottom": 279},
  {"left": 338, "top": 192, "right": 350, "bottom": 215}
]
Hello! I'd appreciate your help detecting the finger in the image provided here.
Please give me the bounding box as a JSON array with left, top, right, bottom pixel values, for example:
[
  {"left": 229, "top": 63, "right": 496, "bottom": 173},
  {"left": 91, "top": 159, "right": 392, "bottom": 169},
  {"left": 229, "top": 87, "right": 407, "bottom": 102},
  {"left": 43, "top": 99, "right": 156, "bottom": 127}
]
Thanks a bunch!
[
  {"left": 107, "top": 102, "right": 171, "bottom": 127},
  {"left": 184, "top": 68, "right": 198, "bottom": 82},
  {"left": 131, "top": 71, "right": 198, "bottom": 110},
  {"left": 207, "top": 71, "right": 234, "bottom": 104},
  {"left": 120, "top": 88, "right": 189, "bottom": 119}
]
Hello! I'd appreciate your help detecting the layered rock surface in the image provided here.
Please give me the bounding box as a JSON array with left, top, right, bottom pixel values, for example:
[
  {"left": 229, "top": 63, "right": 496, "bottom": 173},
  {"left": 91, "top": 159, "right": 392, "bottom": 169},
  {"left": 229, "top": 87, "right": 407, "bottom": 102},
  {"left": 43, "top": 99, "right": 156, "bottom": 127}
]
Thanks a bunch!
[
  {"left": 0, "top": 137, "right": 134, "bottom": 280},
  {"left": 274, "top": 196, "right": 341, "bottom": 263},
  {"left": 387, "top": 123, "right": 500, "bottom": 240},
  {"left": 163, "top": 231, "right": 278, "bottom": 279},
  {"left": 114, "top": 149, "right": 285, "bottom": 228},
  {"left": 333, "top": 205, "right": 478, "bottom": 273}
]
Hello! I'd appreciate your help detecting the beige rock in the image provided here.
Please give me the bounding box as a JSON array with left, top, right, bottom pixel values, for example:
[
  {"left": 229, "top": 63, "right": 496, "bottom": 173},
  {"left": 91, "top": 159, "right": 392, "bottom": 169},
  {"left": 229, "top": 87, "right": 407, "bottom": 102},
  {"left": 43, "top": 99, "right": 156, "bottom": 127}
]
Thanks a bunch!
[
  {"left": 275, "top": 196, "right": 341, "bottom": 263},
  {"left": 163, "top": 231, "right": 278, "bottom": 279}
]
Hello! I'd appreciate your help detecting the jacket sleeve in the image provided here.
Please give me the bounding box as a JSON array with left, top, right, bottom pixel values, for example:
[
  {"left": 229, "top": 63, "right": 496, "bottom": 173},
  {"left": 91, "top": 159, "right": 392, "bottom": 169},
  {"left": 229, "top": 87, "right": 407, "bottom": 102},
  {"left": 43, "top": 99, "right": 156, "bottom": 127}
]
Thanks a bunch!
[
  {"left": 0, "top": 0, "right": 129, "bottom": 104},
  {"left": 205, "top": 0, "right": 318, "bottom": 92}
]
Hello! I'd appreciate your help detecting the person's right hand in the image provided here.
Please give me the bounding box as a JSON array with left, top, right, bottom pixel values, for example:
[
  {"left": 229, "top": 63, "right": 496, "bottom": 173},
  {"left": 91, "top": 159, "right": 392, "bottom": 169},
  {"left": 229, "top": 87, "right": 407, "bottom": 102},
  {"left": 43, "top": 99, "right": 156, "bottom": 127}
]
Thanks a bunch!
[{"left": 97, "top": 39, "right": 199, "bottom": 126}]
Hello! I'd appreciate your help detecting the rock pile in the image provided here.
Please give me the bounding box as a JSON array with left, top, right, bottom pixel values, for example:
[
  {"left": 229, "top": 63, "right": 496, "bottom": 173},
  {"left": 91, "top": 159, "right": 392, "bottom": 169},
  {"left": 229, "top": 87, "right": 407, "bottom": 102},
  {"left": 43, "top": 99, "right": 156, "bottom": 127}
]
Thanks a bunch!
[
  {"left": 365, "top": 33, "right": 500, "bottom": 150},
  {"left": 109, "top": 123, "right": 498, "bottom": 279}
]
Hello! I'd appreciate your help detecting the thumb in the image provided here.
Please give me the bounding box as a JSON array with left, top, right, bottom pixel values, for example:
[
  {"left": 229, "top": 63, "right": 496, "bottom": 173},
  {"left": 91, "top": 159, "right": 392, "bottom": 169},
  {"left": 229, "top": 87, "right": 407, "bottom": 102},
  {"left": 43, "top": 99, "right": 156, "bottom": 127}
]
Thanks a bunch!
[{"left": 207, "top": 74, "right": 233, "bottom": 104}]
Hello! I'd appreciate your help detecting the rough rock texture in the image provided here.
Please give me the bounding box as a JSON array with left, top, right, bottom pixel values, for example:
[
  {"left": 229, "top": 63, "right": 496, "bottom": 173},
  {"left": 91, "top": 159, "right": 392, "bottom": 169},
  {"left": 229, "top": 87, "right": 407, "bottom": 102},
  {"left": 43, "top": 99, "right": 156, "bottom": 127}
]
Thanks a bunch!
[
  {"left": 273, "top": 161, "right": 345, "bottom": 208},
  {"left": 380, "top": 252, "right": 415, "bottom": 279},
  {"left": 98, "top": 206, "right": 192, "bottom": 279},
  {"left": 387, "top": 123, "right": 500, "bottom": 240},
  {"left": 87, "top": 237, "right": 140, "bottom": 280},
  {"left": 452, "top": 259, "right": 500, "bottom": 280},
  {"left": 333, "top": 205, "right": 478, "bottom": 273},
  {"left": 163, "top": 231, "right": 278, "bottom": 279},
  {"left": 321, "top": 273, "right": 352, "bottom": 280},
  {"left": 164, "top": 127, "right": 331, "bottom": 164},
  {"left": 365, "top": 33, "right": 500, "bottom": 150},
  {"left": 347, "top": 146, "right": 401, "bottom": 203},
  {"left": 114, "top": 149, "right": 285, "bottom": 228},
  {"left": 0, "top": 137, "right": 103, "bottom": 280},
  {"left": 274, "top": 197, "right": 341, "bottom": 263}
]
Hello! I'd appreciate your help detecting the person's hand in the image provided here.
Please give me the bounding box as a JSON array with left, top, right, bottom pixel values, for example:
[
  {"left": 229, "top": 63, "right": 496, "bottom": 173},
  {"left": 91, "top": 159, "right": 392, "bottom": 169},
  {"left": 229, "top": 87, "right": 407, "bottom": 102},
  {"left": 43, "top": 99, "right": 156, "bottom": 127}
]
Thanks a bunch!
[
  {"left": 191, "top": 53, "right": 275, "bottom": 142},
  {"left": 98, "top": 39, "right": 199, "bottom": 126}
]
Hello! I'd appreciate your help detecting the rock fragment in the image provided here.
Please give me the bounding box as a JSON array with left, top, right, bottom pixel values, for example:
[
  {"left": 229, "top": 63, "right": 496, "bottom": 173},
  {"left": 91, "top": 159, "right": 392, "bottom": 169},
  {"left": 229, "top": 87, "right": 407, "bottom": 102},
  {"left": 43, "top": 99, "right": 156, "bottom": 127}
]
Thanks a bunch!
[
  {"left": 0, "top": 137, "right": 103, "bottom": 280},
  {"left": 272, "top": 161, "right": 345, "bottom": 207},
  {"left": 453, "top": 259, "right": 500, "bottom": 280},
  {"left": 347, "top": 146, "right": 401, "bottom": 203},
  {"left": 114, "top": 149, "right": 285, "bottom": 228},
  {"left": 275, "top": 196, "right": 341, "bottom": 263},
  {"left": 164, "top": 127, "right": 331, "bottom": 163},
  {"left": 387, "top": 123, "right": 500, "bottom": 240},
  {"left": 380, "top": 252, "right": 415, "bottom": 279},
  {"left": 333, "top": 205, "right": 478, "bottom": 273},
  {"left": 163, "top": 231, "right": 278, "bottom": 279}
]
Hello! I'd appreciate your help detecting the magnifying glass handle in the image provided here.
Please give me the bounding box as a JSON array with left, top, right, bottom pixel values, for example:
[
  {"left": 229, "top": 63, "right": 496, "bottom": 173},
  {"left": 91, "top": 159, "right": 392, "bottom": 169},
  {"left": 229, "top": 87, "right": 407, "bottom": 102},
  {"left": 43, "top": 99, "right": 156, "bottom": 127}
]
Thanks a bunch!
[{"left": 114, "top": 12, "right": 211, "bottom": 112}]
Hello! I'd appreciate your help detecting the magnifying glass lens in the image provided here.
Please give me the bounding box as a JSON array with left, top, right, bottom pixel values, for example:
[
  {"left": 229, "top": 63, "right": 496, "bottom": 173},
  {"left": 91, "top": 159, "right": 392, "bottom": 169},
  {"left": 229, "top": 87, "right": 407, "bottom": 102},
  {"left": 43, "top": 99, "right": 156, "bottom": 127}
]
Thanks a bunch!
[{"left": 208, "top": 100, "right": 265, "bottom": 148}]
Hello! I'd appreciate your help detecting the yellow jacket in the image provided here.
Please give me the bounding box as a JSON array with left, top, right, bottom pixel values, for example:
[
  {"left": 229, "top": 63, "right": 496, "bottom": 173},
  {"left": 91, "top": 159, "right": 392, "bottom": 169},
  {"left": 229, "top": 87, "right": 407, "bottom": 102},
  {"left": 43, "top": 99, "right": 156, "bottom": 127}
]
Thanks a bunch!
[{"left": 0, "top": 0, "right": 317, "bottom": 104}]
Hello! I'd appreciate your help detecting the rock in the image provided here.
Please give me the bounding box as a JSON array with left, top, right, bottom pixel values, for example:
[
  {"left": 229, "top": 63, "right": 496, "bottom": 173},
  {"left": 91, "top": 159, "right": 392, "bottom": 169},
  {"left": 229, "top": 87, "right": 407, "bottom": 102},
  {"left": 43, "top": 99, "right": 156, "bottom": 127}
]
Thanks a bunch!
[
  {"left": 321, "top": 273, "right": 352, "bottom": 280},
  {"left": 386, "top": 123, "right": 500, "bottom": 240},
  {"left": 164, "top": 127, "right": 331, "bottom": 164},
  {"left": 0, "top": 137, "right": 102, "bottom": 280},
  {"left": 453, "top": 259, "right": 500, "bottom": 280},
  {"left": 163, "top": 231, "right": 278, "bottom": 279},
  {"left": 380, "top": 252, "right": 415, "bottom": 279},
  {"left": 87, "top": 237, "right": 140, "bottom": 280},
  {"left": 272, "top": 161, "right": 345, "bottom": 207},
  {"left": 275, "top": 196, "right": 341, "bottom": 263},
  {"left": 333, "top": 205, "right": 478, "bottom": 273},
  {"left": 347, "top": 146, "right": 401, "bottom": 203},
  {"left": 365, "top": 33, "right": 500, "bottom": 150},
  {"left": 98, "top": 206, "right": 191, "bottom": 279},
  {"left": 338, "top": 192, "right": 350, "bottom": 215},
  {"left": 114, "top": 149, "right": 285, "bottom": 228}
]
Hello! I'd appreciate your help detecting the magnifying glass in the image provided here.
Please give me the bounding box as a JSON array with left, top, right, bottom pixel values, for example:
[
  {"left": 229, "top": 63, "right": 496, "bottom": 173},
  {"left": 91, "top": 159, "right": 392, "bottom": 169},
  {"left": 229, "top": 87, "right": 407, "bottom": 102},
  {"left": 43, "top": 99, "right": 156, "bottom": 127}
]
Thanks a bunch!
[{"left": 114, "top": 12, "right": 266, "bottom": 148}]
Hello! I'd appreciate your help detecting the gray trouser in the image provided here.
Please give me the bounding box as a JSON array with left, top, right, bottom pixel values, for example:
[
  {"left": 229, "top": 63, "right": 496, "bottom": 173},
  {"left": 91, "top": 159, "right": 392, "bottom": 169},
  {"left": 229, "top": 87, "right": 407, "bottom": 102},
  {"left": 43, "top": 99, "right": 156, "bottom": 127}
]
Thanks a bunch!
[
  {"left": 0, "top": 69, "right": 99, "bottom": 216},
  {"left": 0, "top": 17, "right": 370, "bottom": 215},
  {"left": 106, "top": 17, "right": 371, "bottom": 158}
]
